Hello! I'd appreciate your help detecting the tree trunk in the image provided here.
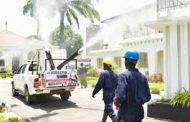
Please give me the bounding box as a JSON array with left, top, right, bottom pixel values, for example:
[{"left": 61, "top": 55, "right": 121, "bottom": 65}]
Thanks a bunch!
[{"left": 60, "top": 11, "right": 65, "bottom": 49}]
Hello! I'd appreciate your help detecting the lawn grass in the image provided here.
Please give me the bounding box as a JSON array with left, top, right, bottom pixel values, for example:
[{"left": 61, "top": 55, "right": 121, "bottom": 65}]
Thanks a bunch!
[
  {"left": 87, "top": 76, "right": 98, "bottom": 86},
  {"left": 87, "top": 76, "right": 165, "bottom": 91},
  {"left": 149, "top": 82, "right": 164, "bottom": 91}
]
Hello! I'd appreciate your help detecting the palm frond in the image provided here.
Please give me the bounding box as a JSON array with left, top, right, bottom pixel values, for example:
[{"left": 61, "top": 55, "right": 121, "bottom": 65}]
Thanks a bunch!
[
  {"left": 23, "top": 0, "right": 34, "bottom": 17},
  {"left": 70, "top": 0, "right": 100, "bottom": 21},
  {"left": 70, "top": 3, "right": 88, "bottom": 18},
  {"left": 68, "top": 8, "right": 80, "bottom": 28},
  {"left": 66, "top": 11, "right": 73, "bottom": 26}
]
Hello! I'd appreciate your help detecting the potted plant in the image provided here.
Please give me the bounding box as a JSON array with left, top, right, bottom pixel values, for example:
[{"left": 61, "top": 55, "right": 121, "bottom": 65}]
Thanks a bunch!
[{"left": 148, "top": 89, "right": 190, "bottom": 121}]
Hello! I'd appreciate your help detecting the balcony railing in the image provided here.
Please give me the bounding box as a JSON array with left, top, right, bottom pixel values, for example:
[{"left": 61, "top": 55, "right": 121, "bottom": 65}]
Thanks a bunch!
[
  {"left": 123, "top": 28, "right": 162, "bottom": 40},
  {"left": 157, "top": 0, "right": 190, "bottom": 12}
]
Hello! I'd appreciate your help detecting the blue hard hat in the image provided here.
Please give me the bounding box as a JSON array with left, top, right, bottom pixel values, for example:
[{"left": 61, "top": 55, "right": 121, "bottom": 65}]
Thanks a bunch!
[{"left": 124, "top": 50, "right": 140, "bottom": 60}]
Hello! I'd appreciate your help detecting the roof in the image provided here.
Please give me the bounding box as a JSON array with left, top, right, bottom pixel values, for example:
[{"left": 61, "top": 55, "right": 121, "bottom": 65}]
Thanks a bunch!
[
  {"left": 120, "top": 33, "right": 163, "bottom": 44},
  {"left": 88, "top": 48, "right": 122, "bottom": 54},
  {"left": 0, "top": 31, "right": 45, "bottom": 50}
]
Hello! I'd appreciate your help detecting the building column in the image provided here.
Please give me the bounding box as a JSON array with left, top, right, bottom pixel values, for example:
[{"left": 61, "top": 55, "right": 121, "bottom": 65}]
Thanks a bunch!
[
  {"left": 179, "top": 23, "right": 190, "bottom": 91},
  {"left": 148, "top": 51, "right": 157, "bottom": 75},
  {"left": 164, "top": 24, "right": 181, "bottom": 98}
]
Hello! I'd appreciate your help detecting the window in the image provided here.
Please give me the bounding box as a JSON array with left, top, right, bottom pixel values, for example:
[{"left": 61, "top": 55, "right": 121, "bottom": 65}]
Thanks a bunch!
[
  {"left": 21, "top": 64, "right": 27, "bottom": 74},
  {"left": 114, "top": 57, "right": 121, "bottom": 68},
  {"left": 0, "top": 60, "right": 5, "bottom": 66},
  {"left": 17, "top": 65, "right": 23, "bottom": 74},
  {"left": 29, "top": 63, "right": 38, "bottom": 71},
  {"left": 97, "top": 58, "right": 103, "bottom": 69}
]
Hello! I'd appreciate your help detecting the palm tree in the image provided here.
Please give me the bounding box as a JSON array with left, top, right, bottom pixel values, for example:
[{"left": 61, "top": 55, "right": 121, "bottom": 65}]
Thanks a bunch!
[
  {"left": 58, "top": 0, "right": 100, "bottom": 48},
  {"left": 23, "top": 0, "right": 40, "bottom": 37},
  {"left": 23, "top": 0, "right": 100, "bottom": 48}
]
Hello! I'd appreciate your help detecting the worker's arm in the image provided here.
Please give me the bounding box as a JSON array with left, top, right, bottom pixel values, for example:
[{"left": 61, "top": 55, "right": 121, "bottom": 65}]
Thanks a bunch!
[
  {"left": 144, "top": 77, "right": 151, "bottom": 102},
  {"left": 114, "top": 73, "right": 127, "bottom": 105},
  {"left": 92, "top": 73, "right": 105, "bottom": 97}
]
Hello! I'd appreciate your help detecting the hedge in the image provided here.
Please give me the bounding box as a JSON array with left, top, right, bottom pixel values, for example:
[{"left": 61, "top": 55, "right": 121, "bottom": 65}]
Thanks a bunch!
[{"left": 0, "top": 73, "right": 13, "bottom": 78}]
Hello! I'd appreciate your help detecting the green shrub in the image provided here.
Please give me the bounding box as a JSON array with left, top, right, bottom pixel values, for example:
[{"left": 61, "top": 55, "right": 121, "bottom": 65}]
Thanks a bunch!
[
  {"left": 0, "top": 72, "right": 13, "bottom": 78},
  {"left": 87, "top": 67, "right": 99, "bottom": 77},
  {"left": 0, "top": 114, "right": 18, "bottom": 122},
  {"left": 171, "top": 89, "right": 190, "bottom": 107},
  {"left": 148, "top": 73, "right": 163, "bottom": 83},
  {"left": 112, "top": 65, "right": 121, "bottom": 74}
]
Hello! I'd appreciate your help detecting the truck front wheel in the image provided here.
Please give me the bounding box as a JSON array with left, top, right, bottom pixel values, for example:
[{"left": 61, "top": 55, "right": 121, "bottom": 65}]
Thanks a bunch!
[
  {"left": 60, "top": 91, "right": 71, "bottom": 101},
  {"left": 12, "top": 82, "right": 18, "bottom": 96}
]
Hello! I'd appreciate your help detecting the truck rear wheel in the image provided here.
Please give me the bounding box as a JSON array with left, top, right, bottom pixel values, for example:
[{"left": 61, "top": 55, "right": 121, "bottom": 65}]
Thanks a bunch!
[
  {"left": 25, "top": 87, "right": 36, "bottom": 104},
  {"left": 12, "top": 82, "right": 18, "bottom": 96},
  {"left": 60, "top": 91, "right": 71, "bottom": 101}
]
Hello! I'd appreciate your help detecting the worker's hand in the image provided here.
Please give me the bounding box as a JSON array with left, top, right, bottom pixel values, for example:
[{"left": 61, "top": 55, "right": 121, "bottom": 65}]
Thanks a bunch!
[
  {"left": 113, "top": 97, "right": 121, "bottom": 110},
  {"left": 113, "top": 97, "right": 119, "bottom": 106}
]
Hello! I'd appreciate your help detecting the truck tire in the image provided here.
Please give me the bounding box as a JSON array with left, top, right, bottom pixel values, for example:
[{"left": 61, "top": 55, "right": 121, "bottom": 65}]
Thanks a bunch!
[
  {"left": 12, "top": 82, "right": 18, "bottom": 96},
  {"left": 25, "top": 87, "right": 36, "bottom": 104},
  {"left": 60, "top": 91, "right": 71, "bottom": 101}
]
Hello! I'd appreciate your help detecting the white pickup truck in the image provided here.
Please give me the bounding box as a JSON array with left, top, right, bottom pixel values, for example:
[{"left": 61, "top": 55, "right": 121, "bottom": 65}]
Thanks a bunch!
[{"left": 11, "top": 62, "right": 78, "bottom": 104}]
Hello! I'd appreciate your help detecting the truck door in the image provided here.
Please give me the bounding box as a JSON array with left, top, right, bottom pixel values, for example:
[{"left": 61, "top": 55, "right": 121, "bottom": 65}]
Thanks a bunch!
[
  {"left": 18, "top": 64, "right": 27, "bottom": 92},
  {"left": 14, "top": 65, "right": 23, "bottom": 90}
]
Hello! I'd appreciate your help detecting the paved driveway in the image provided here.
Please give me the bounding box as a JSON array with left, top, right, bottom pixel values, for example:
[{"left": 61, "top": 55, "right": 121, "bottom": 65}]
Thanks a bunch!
[{"left": 0, "top": 78, "right": 168, "bottom": 122}]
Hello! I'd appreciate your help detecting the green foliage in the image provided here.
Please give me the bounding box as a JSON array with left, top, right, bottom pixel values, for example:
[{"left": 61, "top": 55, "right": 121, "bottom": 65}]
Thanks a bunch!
[
  {"left": 23, "top": 0, "right": 34, "bottom": 17},
  {"left": 51, "top": 25, "right": 83, "bottom": 57},
  {"left": 69, "top": 0, "right": 100, "bottom": 25},
  {"left": 112, "top": 64, "right": 121, "bottom": 74},
  {"left": 23, "top": 0, "right": 100, "bottom": 28},
  {"left": 171, "top": 89, "right": 190, "bottom": 107},
  {"left": 0, "top": 114, "right": 18, "bottom": 122},
  {"left": 0, "top": 72, "right": 13, "bottom": 78}
]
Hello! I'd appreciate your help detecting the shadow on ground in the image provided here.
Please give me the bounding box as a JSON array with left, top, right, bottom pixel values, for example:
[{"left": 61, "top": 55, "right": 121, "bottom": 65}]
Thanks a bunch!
[
  {"left": 14, "top": 94, "right": 79, "bottom": 112},
  {"left": 28, "top": 112, "right": 58, "bottom": 121}
]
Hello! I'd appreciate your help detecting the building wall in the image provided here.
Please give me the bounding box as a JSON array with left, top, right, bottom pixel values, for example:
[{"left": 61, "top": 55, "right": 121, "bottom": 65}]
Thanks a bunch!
[
  {"left": 122, "top": 34, "right": 164, "bottom": 75},
  {"left": 89, "top": 50, "right": 123, "bottom": 69}
]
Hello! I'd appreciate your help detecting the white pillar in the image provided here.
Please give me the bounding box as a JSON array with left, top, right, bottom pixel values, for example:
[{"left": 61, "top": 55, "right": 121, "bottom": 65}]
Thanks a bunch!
[
  {"left": 164, "top": 26, "right": 170, "bottom": 98},
  {"left": 179, "top": 23, "right": 190, "bottom": 91},
  {"left": 164, "top": 24, "right": 181, "bottom": 98}
]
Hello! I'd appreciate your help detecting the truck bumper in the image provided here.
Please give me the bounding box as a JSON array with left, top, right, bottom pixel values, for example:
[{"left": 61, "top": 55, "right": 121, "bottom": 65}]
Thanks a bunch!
[{"left": 34, "top": 86, "right": 75, "bottom": 95}]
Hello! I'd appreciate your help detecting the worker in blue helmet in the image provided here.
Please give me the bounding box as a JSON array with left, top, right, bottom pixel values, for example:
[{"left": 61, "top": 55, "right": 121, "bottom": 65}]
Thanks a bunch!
[
  {"left": 113, "top": 50, "right": 151, "bottom": 122},
  {"left": 92, "top": 59, "right": 118, "bottom": 122}
]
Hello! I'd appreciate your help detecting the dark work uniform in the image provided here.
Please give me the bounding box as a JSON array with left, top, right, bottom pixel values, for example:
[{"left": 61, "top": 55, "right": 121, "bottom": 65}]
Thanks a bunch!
[
  {"left": 92, "top": 69, "right": 118, "bottom": 118},
  {"left": 114, "top": 68, "right": 151, "bottom": 122}
]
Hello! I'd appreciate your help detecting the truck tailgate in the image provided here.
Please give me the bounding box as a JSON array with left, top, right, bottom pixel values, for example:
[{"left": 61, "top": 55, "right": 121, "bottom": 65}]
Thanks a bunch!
[{"left": 44, "top": 79, "right": 78, "bottom": 88}]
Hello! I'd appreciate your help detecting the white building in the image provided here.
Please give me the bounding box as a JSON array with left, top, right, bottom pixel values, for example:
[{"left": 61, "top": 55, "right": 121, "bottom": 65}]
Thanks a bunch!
[
  {"left": 0, "top": 31, "right": 46, "bottom": 72},
  {"left": 0, "top": 31, "right": 66, "bottom": 72},
  {"left": 86, "top": 3, "right": 164, "bottom": 76},
  {"left": 148, "top": 0, "right": 190, "bottom": 98}
]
